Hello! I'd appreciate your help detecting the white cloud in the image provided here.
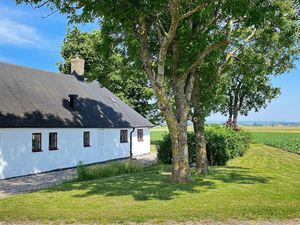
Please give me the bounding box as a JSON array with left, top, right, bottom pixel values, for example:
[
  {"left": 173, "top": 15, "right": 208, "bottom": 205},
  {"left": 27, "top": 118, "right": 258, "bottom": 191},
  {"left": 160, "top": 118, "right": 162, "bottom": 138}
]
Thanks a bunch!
[
  {"left": 0, "top": 5, "right": 29, "bottom": 18},
  {"left": 0, "top": 18, "right": 44, "bottom": 47},
  {"left": 0, "top": 4, "right": 47, "bottom": 48}
]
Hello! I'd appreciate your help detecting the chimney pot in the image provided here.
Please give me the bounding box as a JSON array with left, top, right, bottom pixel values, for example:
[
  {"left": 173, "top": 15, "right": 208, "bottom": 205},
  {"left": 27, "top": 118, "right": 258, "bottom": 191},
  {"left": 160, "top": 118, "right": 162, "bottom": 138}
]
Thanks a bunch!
[
  {"left": 71, "top": 55, "right": 85, "bottom": 76},
  {"left": 69, "top": 94, "right": 78, "bottom": 110}
]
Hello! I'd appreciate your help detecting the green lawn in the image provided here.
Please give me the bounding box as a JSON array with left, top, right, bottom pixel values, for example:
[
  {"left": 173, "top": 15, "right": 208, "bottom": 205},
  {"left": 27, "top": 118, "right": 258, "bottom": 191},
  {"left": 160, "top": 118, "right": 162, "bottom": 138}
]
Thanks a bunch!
[
  {"left": 151, "top": 126, "right": 193, "bottom": 145},
  {"left": 151, "top": 130, "right": 167, "bottom": 145},
  {"left": 0, "top": 144, "right": 299, "bottom": 223}
]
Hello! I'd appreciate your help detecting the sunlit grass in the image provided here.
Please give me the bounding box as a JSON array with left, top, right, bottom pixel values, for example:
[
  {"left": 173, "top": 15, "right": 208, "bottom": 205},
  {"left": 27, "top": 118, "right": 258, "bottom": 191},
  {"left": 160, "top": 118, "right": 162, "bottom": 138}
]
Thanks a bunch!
[{"left": 0, "top": 144, "right": 299, "bottom": 223}]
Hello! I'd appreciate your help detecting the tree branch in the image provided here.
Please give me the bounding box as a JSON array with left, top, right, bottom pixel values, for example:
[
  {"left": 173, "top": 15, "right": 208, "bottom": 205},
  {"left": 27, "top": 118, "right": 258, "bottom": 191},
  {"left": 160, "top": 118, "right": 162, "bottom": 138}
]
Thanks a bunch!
[
  {"left": 40, "top": 9, "right": 59, "bottom": 18},
  {"left": 156, "top": 0, "right": 180, "bottom": 85},
  {"left": 180, "top": 2, "right": 206, "bottom": 20},
  {"left": 156, "top": 13, "right": 168, "bottom": 36},
  {"left": 138, "top": 15, "right": 155, "bottom": 82},
  {"left": 226, "top": 27, "right": 256, "bottom": 61},
  {"left": 182, "top": 39, "right": 229, "bottom": 82},
  {"left": 138, "top": 14, "right": 178, "bottom": 126},
  {"left": 184, "top": 69, "right": 197, "bottom": 103},
  {"left": 207, "top": 27, "right": 257, "bottom": 90},
  {"left": 197, "top": 0, "right": 223, "bottom": 34},
  {"left": 29, "top": 0, "right": 50, "bottom": 9},
  {"left": 183, "top": 18, "right": 234, "bottom": 82}
]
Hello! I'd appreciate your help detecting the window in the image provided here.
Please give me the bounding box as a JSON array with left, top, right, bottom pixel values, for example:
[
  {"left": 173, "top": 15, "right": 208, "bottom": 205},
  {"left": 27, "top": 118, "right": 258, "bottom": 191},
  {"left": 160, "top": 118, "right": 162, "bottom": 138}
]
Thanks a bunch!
[
  {"left": 83, "top": 131, "right": 90, "bottom": 147},
  {"left": 49, "top": 132, "right": 58, "bottom": 150},
  {"left": 137, "top": 129, "right": 144, "bottom": 142},
  {"left": 32, "top": 133, "right": 42, "bottom": 152},
  {"left": 120, "top": 130, "right": 128, "bottom": 143}
]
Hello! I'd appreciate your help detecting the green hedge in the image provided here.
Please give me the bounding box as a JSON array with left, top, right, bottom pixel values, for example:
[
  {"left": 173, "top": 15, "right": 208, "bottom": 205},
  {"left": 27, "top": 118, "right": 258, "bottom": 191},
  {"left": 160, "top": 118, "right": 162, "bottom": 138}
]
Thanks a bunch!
[{"left": 157, "top": 125, "right": 251, "bottom": 166}]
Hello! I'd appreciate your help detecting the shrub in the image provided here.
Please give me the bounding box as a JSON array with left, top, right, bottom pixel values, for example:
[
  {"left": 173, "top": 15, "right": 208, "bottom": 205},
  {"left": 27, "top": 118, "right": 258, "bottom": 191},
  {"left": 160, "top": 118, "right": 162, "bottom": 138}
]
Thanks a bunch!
[
  {"left": 76, "top": 160, "right": 144, "bottom": 181},
  {"left": 157, "top": 132, "right": 195, "bottom": 164},
  {"left": 76, "top": 160, "right": 88, "bottom": 180},
  {"left": 157, "top": 125, "right": 251, "bottom": 166},
  {"left": 205, "top": 125, "right": 250, "bottom": 165}
]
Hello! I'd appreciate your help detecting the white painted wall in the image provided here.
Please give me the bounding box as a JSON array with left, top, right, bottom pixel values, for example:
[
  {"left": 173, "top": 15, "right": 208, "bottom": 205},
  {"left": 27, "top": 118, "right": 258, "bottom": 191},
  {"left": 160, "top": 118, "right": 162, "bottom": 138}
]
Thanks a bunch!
[
  {"left": 0, "top": 127, "right": 150, "bottom": 179},
  {"left": 131, "top": 128, "right": 151, "bottom": 156}
]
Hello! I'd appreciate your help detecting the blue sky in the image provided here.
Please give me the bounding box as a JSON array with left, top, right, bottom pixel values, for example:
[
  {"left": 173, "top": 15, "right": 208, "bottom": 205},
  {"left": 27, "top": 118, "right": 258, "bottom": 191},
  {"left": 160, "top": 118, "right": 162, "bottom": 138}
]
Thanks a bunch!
[{"left": 0, "top": 0, "right": 299, "bottom": 122}]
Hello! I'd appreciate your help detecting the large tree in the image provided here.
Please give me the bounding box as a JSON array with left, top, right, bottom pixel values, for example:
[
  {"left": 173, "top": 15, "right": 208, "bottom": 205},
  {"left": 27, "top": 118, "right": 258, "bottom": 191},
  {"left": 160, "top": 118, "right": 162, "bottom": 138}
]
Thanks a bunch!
[
  {"left": 58, "top": 27, "right": 161, "bottom": 124},
  {"left": 17, "top": 0, "right": 300, "bottom": 182},
  {"left": 17, "top": 0, "right": 230, "bottom": 182},
  {"left": 217, "top": 16, "right": 300, "bottom": 126},
  {"left": 221, "top": 71, "right": 281, "bottom": 126},
  {"left": 190, "top": 0, "right": 300, "bottom": 174}
]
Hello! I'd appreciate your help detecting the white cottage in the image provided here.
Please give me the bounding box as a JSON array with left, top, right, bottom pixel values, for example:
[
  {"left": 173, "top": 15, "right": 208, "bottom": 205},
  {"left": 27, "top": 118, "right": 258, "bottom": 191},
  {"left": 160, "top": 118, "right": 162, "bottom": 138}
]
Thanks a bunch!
[{"left": 0, "top": 58, "right": 153, "bottom": 179}]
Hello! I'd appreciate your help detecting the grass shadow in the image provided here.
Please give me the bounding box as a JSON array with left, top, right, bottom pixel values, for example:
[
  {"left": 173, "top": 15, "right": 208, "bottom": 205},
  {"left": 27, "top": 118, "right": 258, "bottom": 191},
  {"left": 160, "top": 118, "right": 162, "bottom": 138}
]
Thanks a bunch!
[
  {"left": 208, "top": 166, "right": 271, "bottom": 184},
  {"left": 41, "top": 164, "right": 271, "bottom": 201}
]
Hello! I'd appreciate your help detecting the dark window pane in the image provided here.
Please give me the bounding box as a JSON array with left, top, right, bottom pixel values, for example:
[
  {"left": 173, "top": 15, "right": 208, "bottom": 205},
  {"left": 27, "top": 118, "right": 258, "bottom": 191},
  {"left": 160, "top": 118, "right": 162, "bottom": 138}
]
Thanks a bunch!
[
  {"left": 137, "top": 129, "right": 144, "bottom": 142},
  {"left": 32, "top": 133, "right": 42, "bottom": 152},
  {"left": 120, "top": 130, "right": 128, "bottom": 143},
  {"left": 49, "top": 133, "right": 58, "bottom": 150},
  {"left": 84, "top": 131, "right": 90, "bottom": 147}
]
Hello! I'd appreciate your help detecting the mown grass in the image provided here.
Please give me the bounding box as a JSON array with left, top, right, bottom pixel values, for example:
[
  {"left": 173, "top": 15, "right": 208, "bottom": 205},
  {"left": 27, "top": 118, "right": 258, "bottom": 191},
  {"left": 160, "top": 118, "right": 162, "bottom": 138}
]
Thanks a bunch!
[{"left": 0, "top": 144, "right": 299, "bottom": 223}]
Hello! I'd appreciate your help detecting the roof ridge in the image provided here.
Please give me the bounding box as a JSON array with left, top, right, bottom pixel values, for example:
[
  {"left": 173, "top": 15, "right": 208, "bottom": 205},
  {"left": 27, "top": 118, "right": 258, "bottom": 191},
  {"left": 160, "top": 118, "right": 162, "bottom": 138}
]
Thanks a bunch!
[
  {"left": 0, "top": 61, "right": 153, "bottom": 128},
  {"left": 0, "top": 61, "right": 70, "bottom": 77}
]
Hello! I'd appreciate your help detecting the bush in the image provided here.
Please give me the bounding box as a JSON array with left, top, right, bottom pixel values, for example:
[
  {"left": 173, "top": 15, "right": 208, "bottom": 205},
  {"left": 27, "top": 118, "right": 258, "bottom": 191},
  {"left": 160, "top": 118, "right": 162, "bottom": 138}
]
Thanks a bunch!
[
  {"left": 205, "top": 125, "right": 250, "bottom": 166},
  {"left": 76, "top": 160, "right": 88, "bottom": 180},
  {"left": 76, "top": 160, "right": 144, "bottom": 181},
  {"left": 157, "top": 132, "right": 195, "bottom": 164},
  {"left": 157, "top": 125, "right": 251, "bottom": 166}
]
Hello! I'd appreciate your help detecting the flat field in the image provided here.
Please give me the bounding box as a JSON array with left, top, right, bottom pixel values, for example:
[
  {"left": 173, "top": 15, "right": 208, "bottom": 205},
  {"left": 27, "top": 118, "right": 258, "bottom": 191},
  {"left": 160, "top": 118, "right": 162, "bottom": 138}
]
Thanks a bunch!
[
  {"left": 250, "top": 132, "right": 300, "bottom": 154},
  {"left": 243, "top": 126, "right": 300, "bottom": 133},
  {"left": 243, "top": 126, "right": 300, "bottom": 154}
]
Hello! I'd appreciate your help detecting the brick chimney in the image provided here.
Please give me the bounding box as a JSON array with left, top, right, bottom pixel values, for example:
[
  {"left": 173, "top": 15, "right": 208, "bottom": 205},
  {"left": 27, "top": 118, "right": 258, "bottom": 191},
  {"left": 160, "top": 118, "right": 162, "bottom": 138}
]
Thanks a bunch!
[{"left": 71, "top": 54, "right": 85, "bottom": 76}]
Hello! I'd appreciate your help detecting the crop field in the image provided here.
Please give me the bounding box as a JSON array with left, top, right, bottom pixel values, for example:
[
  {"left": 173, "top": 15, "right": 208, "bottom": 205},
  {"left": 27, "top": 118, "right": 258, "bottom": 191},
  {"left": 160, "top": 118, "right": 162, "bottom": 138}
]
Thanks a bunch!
[
  {"left": 251, "top": 132, "right": 300, "bottom": 154},
  {"left": 243, "top": 126, "right": 300, "bottom": 154}
]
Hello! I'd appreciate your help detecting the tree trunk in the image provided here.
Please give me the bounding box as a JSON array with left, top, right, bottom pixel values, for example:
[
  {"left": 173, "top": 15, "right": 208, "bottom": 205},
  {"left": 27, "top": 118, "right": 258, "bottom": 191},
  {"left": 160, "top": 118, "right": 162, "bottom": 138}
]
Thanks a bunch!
[
  {"left": 228, "top": 91, "right": 234, "bottom": 123},
  {"left": 193, "top": 117, "right": 208, "bottom": 174},
  {"left": 233, "top": 93, "right": 239, "bottom": 125},
  {"left": 233, "top": 108, "right": 238, "bottom": 125},
  {"left": 192, "top": 72, "right": 208, "bottom": 175},
  {"left": 167, "top": 39, "right": 192, "bottom": 182},
  {"left": 153, "top": 84, "right": 192, "bottom": 183},
  {"left": 169, "top": 122, "right": 192, "bottom": 182},
  {"left": 138, "top": 8, "right": 224, "bottom": 182}
]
